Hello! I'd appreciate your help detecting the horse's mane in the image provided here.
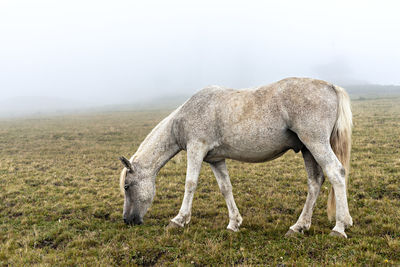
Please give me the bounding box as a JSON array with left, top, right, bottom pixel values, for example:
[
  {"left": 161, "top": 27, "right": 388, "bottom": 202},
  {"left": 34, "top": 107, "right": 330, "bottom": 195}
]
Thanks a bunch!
[{"left": 119, "top": 168, "right": 127, "bottom": 194}]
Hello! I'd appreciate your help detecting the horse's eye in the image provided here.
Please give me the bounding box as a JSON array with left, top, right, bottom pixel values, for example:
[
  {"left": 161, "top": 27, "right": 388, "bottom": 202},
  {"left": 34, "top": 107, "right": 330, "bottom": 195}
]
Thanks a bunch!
[{"left": 124, "top": 184, "right": 129, "bottom": 190}]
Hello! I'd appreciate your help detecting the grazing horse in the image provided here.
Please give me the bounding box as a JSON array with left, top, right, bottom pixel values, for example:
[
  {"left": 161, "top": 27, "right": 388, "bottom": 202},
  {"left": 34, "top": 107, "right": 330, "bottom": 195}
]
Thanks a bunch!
[{"left": 119, "top": 77, "right": 353, "bottom": 238}]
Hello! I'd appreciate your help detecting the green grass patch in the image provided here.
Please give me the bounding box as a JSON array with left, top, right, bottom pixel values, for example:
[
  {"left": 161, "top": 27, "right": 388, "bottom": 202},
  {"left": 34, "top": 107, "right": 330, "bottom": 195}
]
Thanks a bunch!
[{"left": 1, "top": 99, "right": 399, "bottom": 265}]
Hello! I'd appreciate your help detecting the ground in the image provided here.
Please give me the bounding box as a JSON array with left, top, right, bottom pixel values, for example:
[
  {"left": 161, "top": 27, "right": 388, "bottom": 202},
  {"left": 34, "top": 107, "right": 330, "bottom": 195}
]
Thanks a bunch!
[{"left": 0, "top": 97, "right": 399, "bottom": 266}]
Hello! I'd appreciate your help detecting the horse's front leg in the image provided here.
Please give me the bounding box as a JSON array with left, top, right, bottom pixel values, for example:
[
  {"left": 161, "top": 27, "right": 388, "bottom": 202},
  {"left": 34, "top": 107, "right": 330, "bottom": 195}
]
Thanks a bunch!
[
  {"left": 168, "top": 142, "right": 207, "bottom": 228},
  {"left": 286, "top": 148, "right": 325, "bottom": 236},
  {"left": 210, "top": 160, "right": 242, "bottom": 232}
]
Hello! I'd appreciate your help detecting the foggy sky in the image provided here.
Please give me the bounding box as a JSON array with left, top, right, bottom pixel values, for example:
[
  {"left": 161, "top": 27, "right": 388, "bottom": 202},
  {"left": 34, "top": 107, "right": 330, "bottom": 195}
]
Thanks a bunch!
[{"left": 0, "top": 0, "right": 399, "bottom": 107}]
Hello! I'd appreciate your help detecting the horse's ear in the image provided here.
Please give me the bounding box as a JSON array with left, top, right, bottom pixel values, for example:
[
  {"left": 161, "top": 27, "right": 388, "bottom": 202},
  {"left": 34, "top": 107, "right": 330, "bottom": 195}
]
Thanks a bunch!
[{"left": 119, "top": 156, "right": 134, "bottom": 172}]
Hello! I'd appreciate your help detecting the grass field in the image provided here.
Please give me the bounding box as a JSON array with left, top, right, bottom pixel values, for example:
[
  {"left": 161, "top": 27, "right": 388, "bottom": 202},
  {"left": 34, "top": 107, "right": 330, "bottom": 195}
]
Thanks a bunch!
[{"left": 0, "top": 97, "right": 399, "bottom": 266}]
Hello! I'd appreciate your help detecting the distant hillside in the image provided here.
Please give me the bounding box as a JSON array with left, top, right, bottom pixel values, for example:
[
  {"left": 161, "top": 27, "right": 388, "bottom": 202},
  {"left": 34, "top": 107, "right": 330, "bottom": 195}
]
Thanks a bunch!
[
  {"left": 1, "top": 85, "right": 399, "bottom": 118},
  {"left": 0, "top": 96, "right": 90, "bottom": 118},
  {"left": 0, "top": 94, "right": 191, "bottom": 118},
  {"left": 100, "top": 94, "right": 190, "bottom": 112},
  {"left": 345, "top": 84, "right": 400, "bottom": 99}
]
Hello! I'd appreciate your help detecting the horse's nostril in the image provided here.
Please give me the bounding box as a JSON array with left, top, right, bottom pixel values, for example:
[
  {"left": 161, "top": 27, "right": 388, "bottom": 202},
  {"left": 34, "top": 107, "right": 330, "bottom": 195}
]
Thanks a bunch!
[{"left": 133, "top": 216, "right": 143, "bottom": 225}]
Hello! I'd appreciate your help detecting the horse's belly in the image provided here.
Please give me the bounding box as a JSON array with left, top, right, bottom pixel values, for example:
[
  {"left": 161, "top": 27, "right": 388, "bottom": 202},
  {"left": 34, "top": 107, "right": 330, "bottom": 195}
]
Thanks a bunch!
[
  {"left": 206, "top": 147, "right": 290, "bottom": 163},
  {"left": 205, "top": 129, "right": 302, "bottom": 163}
]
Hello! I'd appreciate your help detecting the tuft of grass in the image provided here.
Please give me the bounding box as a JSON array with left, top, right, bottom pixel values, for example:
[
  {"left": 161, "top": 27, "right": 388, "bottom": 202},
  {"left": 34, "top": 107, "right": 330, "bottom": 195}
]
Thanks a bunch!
[{"left": 0, "top": 98, "right": 400, "bottom": 265}]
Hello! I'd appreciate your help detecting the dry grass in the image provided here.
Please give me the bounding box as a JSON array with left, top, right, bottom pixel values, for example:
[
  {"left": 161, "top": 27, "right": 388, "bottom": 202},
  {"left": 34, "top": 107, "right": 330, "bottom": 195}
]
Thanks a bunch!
[{"left": 0, "top": 98, "right": 399, "bottom": 266}]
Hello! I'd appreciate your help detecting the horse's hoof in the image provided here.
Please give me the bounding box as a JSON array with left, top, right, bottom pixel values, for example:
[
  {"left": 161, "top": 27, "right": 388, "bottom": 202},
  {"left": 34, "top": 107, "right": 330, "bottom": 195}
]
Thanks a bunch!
[
  {"left": 227, "top": 226, "right": 239, "bottom": 232},
  {"left": 166, "top": 221, "right": 183, "bottom": 230},
  {"left": 285, "top": 229, "right": 301, "bottom": 237},
  {"left": 329, "top": 230, "right": 347, "bottom": 238}
]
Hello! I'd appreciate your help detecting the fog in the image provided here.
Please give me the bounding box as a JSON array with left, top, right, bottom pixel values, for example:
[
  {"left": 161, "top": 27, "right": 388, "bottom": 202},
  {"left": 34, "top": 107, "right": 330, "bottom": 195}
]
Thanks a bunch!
[{"left": 0, "top": 0, "right": 399, "bottom": 115}]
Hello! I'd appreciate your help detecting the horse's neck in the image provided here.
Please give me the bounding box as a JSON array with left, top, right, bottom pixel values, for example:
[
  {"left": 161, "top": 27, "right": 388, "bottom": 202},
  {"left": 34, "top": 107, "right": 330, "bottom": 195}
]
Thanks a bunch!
[{"left": 132, "top": 112, "right": 180, "bottom": 175}]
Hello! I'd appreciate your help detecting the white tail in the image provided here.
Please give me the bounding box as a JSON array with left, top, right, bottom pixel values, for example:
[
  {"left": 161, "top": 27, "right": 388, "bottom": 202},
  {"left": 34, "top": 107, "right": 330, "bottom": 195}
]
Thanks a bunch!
[{"left": 327, "top": 85, "right": 353, "bottom": 221}]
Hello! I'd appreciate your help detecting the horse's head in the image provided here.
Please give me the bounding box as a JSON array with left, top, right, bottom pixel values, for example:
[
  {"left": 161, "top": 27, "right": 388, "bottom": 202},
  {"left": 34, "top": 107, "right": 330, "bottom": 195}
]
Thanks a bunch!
[{"left": 119, "top": 156, "right": 155, "bottom": 225}]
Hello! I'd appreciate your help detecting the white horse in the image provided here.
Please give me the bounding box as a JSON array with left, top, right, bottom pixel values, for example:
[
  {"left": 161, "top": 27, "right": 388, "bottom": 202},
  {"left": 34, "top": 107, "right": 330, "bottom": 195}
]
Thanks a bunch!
[{"left": 119, "top": 77, "right": 353, "bottom": 238}]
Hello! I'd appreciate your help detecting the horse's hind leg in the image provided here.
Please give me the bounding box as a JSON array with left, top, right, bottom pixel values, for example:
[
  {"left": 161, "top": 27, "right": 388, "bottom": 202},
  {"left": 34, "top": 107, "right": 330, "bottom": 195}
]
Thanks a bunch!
[
  {"left": 210, "top": 160, "right": 242, "bottom": 232},
  {"left": 286, "top": 148, "right": 325, "bottom": 236},
  {"left": 299, "top": 140, "right": 352, "bottom": 238}
]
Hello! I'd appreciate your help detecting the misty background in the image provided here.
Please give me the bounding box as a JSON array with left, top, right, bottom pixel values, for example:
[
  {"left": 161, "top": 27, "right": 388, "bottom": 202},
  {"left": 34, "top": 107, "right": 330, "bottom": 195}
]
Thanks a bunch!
[{"left": 0, "top": 0, "right": 400, "bottom": 117}]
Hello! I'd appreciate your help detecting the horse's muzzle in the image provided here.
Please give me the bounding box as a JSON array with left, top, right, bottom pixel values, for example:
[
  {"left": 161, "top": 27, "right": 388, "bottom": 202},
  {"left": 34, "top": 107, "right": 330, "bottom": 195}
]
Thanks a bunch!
[{"left": 123, "top": 216, "right": 143, "bottom": 225}]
